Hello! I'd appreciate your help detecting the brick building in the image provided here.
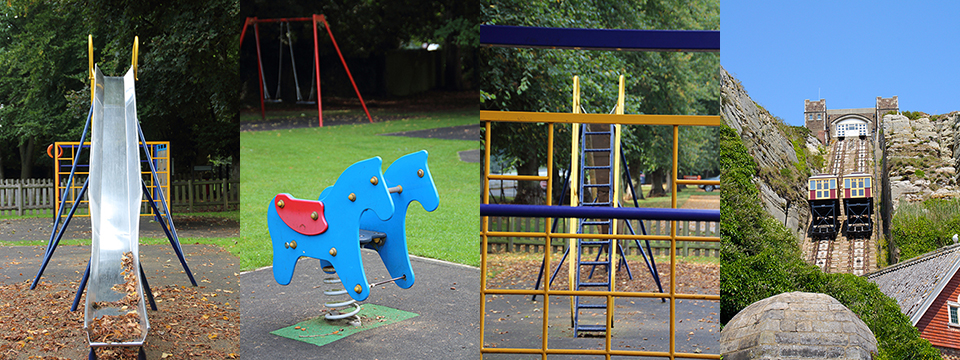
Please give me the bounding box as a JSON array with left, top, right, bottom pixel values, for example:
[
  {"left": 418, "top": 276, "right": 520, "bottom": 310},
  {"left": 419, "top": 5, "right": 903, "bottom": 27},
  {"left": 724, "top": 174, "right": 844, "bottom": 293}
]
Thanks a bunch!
[{"left": 804, "top": 96, "right": 899, "bottom": 144}]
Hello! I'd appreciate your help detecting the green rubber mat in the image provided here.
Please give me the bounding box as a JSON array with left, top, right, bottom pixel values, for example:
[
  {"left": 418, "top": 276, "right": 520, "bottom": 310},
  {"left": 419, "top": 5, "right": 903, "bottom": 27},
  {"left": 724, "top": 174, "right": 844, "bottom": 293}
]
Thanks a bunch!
[{"left": 270, "top": 304, "right": 419, "bottom": 347}]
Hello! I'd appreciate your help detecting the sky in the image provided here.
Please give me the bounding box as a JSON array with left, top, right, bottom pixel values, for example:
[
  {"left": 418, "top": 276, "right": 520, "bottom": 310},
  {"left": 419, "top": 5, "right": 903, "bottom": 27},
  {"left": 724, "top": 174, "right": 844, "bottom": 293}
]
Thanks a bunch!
[{"left": 722, "top": 1, "right": 960, "bottom": 126}]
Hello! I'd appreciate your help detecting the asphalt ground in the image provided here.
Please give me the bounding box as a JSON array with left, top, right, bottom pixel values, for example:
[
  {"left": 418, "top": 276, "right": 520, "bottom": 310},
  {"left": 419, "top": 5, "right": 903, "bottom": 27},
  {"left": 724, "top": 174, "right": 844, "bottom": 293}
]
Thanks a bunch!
[
  {"left": 239, "top": 249, "right": 481, "bottom": 359},
  {"left": 0, "top": 244, "right": 241, "bottom": 358}
]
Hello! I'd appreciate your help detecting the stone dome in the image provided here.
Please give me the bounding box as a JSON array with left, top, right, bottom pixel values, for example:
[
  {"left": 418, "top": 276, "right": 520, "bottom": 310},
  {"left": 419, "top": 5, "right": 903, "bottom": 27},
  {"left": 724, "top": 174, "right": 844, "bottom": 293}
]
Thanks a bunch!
[{"left": 721, "top": 292, "right": 877, "bottom": 359}]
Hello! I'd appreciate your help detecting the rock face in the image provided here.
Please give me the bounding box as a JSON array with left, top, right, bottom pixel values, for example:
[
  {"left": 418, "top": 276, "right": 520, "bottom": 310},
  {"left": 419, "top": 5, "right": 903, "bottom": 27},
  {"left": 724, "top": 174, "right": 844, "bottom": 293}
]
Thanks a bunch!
[
  {"left": 721, "top": 67, "right": 809, "bottom": 239},
  {"left": 720, "top": 292, "right": 878, "bottom": 360},
  {"left": 721, "top": 69, "right": 799, "bottom": 172},
  {"left": 883, "top": 112, "right": 960, "bottom": 209}
]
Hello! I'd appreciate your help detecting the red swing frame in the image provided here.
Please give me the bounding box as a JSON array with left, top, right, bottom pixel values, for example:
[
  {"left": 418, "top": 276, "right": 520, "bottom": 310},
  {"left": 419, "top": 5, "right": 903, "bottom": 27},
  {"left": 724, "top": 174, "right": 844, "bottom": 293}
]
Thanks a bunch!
[{"left": 240, "top": 14, "right": 373, "bottom": 127}]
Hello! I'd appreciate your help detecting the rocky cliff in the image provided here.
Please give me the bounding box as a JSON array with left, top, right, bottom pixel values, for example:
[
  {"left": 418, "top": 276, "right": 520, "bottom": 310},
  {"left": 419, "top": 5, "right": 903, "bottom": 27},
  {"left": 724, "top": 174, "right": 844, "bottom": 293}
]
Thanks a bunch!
[
  {"left": 883, "top": 112, "right": 960, "bottom": 208},
  {"left": 721, "top": 67, "right": 811, "bottom": 239}
]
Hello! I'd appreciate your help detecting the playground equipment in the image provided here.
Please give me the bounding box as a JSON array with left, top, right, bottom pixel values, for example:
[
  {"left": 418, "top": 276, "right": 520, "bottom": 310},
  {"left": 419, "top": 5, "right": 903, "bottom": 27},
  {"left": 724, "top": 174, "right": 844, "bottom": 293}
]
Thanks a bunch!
[
  {"left": 268, "top": 151, "right": 439, "bottom": 321},
  {"left": 479, "top": 24, "right": 720, "bottom": 358},
  {"left": 48, "top": 141, "right": 169, "bottom": 217},
  {"left": 240, "top": 15, "right": 373, "bottom": 127},
  {"left": 526, "top": 75, "right": 670, "bottom": 335},
  {"left": 31, "top": 35, "right": 197, "bottom": 359}
]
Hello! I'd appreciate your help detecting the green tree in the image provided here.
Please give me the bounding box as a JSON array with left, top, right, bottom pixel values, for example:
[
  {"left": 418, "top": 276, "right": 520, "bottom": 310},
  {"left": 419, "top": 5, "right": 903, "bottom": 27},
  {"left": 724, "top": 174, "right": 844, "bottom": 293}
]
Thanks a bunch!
[
  {"left": 0, "top": 1, "right": 88, "bottom": 179},
  {"left": 0, "top": 0, "right": 240, "bottom": 179}
]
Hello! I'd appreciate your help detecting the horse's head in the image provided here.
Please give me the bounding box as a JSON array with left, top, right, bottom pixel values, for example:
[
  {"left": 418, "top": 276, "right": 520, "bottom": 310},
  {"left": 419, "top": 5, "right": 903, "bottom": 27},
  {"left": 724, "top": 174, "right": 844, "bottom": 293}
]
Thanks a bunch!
[
  {"left": 324, "top": 156, "right": 395, "bottom": 222},
  {"left": 385, "top": 150, "right": 439, "bottom": 213}
]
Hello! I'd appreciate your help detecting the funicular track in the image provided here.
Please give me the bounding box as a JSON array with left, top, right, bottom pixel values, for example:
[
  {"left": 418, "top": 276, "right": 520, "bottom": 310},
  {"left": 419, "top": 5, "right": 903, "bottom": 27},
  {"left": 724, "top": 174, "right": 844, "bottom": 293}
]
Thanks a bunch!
[{"left": 805, "top": 137, "right": 875, "bottom": 275}]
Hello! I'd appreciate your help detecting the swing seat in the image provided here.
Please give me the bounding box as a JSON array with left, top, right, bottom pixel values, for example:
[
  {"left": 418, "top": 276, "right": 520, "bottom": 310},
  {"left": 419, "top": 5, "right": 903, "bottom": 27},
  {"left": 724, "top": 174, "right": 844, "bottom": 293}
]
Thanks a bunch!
[
  {"left": 358, "top": 229, "right": 386, "bottom": 245},
  {"left": 265, "top": 99, "right": 283, "bottom": 104},
  {"left": 296, "top": 100, "right": 316, "bottom": 105}
]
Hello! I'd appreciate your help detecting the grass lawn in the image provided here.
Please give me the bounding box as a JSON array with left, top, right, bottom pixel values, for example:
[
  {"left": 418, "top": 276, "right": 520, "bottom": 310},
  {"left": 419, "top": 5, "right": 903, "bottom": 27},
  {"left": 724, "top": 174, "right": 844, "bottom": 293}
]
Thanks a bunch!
[
  {"left": 240, "top": 111, "right": 479, "bottom": 271},
  {"left": 1, "top": 212, "right": 242, "bottom": 257},
  {"left": 0, "top": 211, "right": 240, "bottom": 221}
]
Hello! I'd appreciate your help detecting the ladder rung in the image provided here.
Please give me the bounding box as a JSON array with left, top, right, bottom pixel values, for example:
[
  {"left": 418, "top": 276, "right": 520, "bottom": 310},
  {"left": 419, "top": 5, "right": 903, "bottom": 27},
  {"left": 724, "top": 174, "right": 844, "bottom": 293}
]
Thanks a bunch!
[
  {"left": 583, "top": 166, "right": 611, "bottom": 170},
  {"left": 578, "top": 261, "right": 610, "bottom": 266},
  {"left": 576, "top": 325, "right": 607, "bottom": 332},
  {"left": 583, "top": 131, "right": 612, "bottom": 135},
  {"left": 580, "top": 240, "right": 611, "bottom": 245},
  {"left": 583, "top": 184, "right": 611, "bottom": 188},
  {"left": 584, "top": 148, "right": 611, "bottom": 152},
  {"left": 580, "top": 202, "right": 612, "bottom": 206},
  {"left": 580, "top": 220, "right": 610, "bottom": 224},
  {"left": 577, "top": 303, "right": 608, "bottom": 309}
]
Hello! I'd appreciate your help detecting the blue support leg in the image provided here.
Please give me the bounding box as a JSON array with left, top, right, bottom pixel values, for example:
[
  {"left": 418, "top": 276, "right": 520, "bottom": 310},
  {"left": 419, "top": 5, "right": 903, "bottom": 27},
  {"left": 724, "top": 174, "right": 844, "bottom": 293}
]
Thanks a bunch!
[
  {"left": 72, "top": 261, "right": 90, "bottom": 311},
  {"left": 32, "top": 179, "right": 89, "bottom": 289},
  {"left": 532, "top": 169, "right": 570, "bottom": 301},
  {"left": 140, "top": 264, "right": 158, "bottom": 311},
  {"left": 142, "top": 181, "right": 197, "bottom": 286}
]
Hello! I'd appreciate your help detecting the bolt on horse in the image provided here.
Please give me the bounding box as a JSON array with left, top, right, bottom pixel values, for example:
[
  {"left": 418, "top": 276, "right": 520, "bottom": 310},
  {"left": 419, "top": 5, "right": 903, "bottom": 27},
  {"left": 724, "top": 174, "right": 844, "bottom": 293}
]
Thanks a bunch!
[{"left": 267, "top": 150, "right": 439, "bottom": 320}]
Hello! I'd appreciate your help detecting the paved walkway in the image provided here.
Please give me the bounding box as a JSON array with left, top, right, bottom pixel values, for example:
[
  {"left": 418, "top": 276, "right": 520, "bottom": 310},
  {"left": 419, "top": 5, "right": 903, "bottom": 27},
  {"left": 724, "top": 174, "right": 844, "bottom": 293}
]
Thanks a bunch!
[{"left": 239, "top": 249, "right": 480, "bottom": 359}]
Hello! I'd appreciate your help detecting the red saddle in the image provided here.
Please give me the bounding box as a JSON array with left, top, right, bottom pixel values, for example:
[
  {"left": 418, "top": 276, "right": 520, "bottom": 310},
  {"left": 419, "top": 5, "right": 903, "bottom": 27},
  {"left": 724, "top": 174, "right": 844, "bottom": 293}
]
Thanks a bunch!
[{"left": 274, "top": 194, "right": 328, "bottom": 235}]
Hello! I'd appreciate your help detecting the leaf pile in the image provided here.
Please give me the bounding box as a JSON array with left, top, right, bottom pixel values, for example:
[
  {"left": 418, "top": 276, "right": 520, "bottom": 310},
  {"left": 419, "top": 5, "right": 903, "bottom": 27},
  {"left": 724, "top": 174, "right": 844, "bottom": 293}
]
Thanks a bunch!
[
  {"left": 91, "top": 252, "right": 143, "bottom": 344},
  {"left": 0, "top": 278, "right": 240, "bottom": 359}
]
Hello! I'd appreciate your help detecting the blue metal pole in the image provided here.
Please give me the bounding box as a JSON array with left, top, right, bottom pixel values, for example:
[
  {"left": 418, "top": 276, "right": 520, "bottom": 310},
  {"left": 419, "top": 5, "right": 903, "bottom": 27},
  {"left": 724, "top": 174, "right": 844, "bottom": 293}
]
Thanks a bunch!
[
  {"left": 31, "top": 178, "right": 89, "bottom": 289},
  {"left": 142, "top": 181, "right": 197, "bottom": 286},
  {"left": 34, "top": 106, "right": 93, "bottom": 288}
]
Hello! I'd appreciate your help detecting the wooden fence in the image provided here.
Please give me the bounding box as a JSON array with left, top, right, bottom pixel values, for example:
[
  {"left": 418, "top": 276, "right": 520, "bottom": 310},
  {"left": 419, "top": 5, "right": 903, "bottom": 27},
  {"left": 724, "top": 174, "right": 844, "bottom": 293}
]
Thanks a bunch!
[
  {"left": 0, "top": 178, "right": 239, "bottom": 216},
  {"left": 487, "top": 216, "right": 719, "bottom": 257},
  {"left": 0, "top": 179, "right": 56, "bottom": 216}
]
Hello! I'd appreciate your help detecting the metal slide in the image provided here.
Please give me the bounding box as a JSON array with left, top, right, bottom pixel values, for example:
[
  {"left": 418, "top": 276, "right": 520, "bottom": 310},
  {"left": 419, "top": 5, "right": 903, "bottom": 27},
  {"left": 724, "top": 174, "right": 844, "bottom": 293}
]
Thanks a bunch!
[{"left": 83, "top": 65, "right": 150, "bottom": 348}]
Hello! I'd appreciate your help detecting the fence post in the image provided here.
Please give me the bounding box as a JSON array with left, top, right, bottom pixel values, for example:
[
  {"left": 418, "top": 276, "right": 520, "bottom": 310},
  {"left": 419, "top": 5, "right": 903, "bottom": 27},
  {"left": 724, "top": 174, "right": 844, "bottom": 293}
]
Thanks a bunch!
[
  {"left": 16, "top": 180, "right": 22, "bottom": 216},
  {"left": 188, "top": 179, "right": 194, "bottom": 212},
  {"left": 223, "top": 179, "right": 228, "bottom": 210}
]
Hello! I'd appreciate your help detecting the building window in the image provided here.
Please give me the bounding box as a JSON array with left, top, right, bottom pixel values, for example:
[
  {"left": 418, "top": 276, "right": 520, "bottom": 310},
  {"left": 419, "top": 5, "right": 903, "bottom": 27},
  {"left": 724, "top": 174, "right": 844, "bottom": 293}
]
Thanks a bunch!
[
  {"left": 950, "top": 303, "right": 959, "bottom": 326},
  {"left": 817, "top": 114, "right": 822, "bottom": 120}
]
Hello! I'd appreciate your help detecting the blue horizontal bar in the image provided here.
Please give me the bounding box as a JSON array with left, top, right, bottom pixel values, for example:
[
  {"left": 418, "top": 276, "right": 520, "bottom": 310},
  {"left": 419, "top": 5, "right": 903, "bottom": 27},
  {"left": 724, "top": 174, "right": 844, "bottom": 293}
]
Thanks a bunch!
[
  {"left": 480, "top": 25, "right": 719, "bottom": 52},
  {"left": 481, "top": 204, "right": 719, "bottom": 222}
]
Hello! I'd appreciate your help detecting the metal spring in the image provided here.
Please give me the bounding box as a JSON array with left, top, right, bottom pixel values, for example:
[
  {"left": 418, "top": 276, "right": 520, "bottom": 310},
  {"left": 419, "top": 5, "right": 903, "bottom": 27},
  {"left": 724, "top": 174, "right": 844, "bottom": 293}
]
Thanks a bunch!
[
  {"left": 321, "top": 266, "right": 406, "bottom": 323},
  {"left": 322, "top": 267, "right": 362, "bottom": 322}
]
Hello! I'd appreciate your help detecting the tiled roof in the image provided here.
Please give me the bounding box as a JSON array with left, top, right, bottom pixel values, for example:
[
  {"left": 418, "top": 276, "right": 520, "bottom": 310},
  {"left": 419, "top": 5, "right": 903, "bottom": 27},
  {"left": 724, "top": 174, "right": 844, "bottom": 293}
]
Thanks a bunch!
[{"left": 866, "top": 243, "right": 960, "bottom": 325}]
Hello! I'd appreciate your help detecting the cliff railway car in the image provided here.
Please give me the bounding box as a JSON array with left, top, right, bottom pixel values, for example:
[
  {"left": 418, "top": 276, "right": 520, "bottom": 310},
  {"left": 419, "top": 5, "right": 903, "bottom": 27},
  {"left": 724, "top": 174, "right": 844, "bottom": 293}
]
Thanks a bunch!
[
  {"left": 842, "top": 172, "right": 873, "bottom": 237},
  {"left": 808, "top": 174, "right": 840, "bottom": 239}
]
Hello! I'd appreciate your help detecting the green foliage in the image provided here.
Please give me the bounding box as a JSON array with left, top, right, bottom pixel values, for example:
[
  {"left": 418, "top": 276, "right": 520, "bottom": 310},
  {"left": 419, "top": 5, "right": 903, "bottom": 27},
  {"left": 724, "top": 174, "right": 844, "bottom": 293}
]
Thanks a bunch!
[
  {"left": 719, "top": 124, "right": 941, "bottom": 358},
  {"left": 892, "top": 198, "right": 960, "bottom": 260},
  {"left": 819, "top": 274, "right": 943, "bottom": 360},
  {"left": 0, "top": 0, "right": 239, "bottom": 178},
  {"left": 902, "top": 111, "right": 926, "bottom": 120},
  {"left": 915, "top": 169, "right": 925, "bottom": 178}
]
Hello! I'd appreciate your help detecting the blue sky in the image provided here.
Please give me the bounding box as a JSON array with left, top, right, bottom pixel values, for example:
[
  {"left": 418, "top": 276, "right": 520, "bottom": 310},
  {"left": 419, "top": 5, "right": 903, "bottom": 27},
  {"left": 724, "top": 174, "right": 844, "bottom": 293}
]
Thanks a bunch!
[{"left": 722, "top": 1, "right": 960, "bottom": 126}]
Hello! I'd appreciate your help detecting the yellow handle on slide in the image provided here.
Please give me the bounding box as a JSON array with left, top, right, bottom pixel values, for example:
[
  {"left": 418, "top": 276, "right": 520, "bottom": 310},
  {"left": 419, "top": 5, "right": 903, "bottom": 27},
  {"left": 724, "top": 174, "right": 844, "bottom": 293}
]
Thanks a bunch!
[
  {"left": 89, "top": 34, "right": 94, "bottom": 104},
  {"left": 132, "top": 36, "right": 139, "bottom": 81}
]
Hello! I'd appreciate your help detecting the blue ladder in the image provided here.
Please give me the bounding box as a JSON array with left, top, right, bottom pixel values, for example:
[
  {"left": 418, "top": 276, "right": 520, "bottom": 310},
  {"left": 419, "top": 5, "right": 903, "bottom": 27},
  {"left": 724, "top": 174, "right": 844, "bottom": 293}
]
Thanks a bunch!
[{"left": 573, "top": 123, "right": 616, "bottom": 335}]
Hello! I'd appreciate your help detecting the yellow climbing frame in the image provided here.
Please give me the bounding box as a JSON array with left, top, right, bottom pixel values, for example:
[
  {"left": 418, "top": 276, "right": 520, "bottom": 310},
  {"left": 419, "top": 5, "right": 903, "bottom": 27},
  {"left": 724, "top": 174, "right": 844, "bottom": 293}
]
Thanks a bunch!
[
  {"left": 480, "top": 78, "right": 721, "bottom": 359},
  {"left": 53, "top": 141, "right": 170, "bottom": 217}
]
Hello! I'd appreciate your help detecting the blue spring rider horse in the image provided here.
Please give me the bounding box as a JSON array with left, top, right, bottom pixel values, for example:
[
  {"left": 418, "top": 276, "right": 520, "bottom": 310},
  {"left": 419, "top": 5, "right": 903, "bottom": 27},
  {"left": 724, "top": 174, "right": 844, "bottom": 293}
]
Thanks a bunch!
[{"left": 267, "top": 151, "right": 439, "bottom": 302}]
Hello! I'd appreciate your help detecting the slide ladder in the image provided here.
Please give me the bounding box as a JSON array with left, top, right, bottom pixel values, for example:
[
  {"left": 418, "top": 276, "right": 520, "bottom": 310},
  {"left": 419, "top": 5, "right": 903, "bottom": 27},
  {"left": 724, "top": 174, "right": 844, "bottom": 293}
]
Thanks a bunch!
[{"left": 571, "top": 122, "right": 619, "bottom": 335}]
